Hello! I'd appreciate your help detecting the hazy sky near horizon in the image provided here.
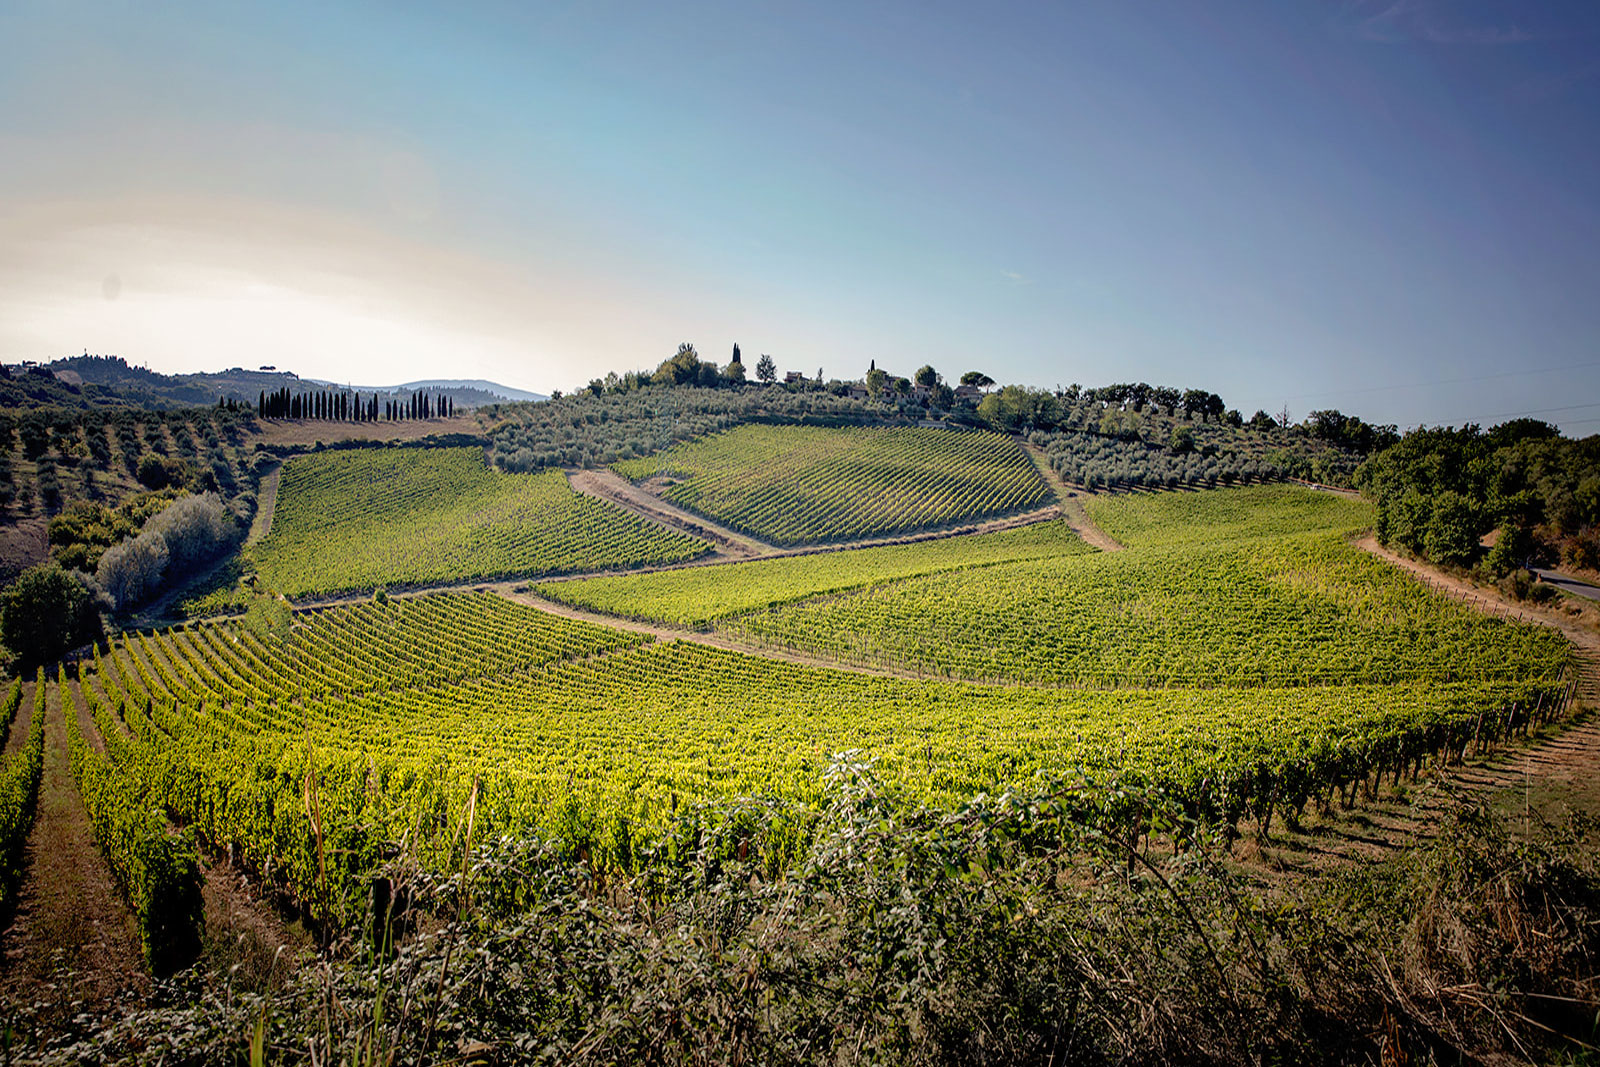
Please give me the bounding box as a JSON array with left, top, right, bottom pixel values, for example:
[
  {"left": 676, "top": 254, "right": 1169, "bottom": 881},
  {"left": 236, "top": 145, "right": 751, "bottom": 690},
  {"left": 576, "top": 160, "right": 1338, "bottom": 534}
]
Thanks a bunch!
[{"left": 2, "top": 2, "right": 1598, "bottom": 432}]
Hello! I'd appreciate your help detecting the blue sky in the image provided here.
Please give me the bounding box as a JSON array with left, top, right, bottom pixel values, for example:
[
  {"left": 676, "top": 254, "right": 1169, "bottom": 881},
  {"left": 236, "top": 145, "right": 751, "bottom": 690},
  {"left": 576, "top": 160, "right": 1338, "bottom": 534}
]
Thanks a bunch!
[{"left": 1, "top": 1, "right": 1597, "bottom": 432}]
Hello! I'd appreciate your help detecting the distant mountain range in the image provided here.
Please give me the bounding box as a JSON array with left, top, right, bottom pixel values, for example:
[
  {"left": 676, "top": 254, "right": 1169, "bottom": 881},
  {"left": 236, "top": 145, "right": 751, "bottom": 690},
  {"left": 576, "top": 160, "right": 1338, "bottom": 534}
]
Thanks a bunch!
[{"left": 1, "top": 356, "right": 545, "bottom": 410}]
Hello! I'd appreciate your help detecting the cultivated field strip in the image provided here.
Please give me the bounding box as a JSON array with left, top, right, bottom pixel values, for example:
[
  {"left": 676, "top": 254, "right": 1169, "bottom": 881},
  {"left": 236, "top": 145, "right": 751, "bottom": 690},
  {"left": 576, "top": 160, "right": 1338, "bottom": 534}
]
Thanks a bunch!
[
  {"left": 0, "top": 679, "right": 43, "bottom": 906},
  {"left": 716, "top": 532, "right": 1571, "bottom": 688},
  {"left": 537, "top": 519, "right": 1094, "bottom": 626},
  {"left": 613, "top": 425, "right": 1052, "bottom": 545},
  {"left": 1083, "top": 483, "right": 1374, "bottom": 549},
  {"left": 252, "top": 448, "right": 712, "bottom": 596}
]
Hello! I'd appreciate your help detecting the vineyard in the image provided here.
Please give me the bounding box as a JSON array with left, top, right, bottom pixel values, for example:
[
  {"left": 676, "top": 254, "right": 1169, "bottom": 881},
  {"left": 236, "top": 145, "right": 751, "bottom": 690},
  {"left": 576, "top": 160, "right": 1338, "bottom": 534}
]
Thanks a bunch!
[
  {"left": 611, "top": 425, "right": 1053, "bottom": 545},
  {"left": 3, "top": 468, "right": 1587, "bottom": 1060},
  {"left": 251, "top": 447, "right": 711, "bottom": 596},
  {"left": 65, "top": 603, "right": 1568, "bottom": 930},
  {"left": 537, "top": 519, "right": 1093, "bottom": 626},
  {"left": 0, "top": 679, "right": 43, "bottom": 907}
]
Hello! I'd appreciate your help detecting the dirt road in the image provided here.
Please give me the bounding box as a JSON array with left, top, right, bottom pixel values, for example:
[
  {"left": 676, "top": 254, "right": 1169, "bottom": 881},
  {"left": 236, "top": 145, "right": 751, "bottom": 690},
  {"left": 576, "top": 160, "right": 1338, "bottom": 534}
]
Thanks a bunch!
[
  {"left": 567, "top": 469, "right": 770, "bottom": 557},
  {"left": 1020, "top": 442, "right": 1123, "bottom": 551},
  {"left": 248, "top": 461, "right": 282, "bottom": 544}
]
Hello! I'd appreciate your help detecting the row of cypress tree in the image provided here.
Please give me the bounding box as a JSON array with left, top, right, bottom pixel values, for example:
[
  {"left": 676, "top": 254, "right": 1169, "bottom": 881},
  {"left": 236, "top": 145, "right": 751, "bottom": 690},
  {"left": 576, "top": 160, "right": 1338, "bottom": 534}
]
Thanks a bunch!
[{"left": 256, "top": 388, "right": 455, "bottom": 421}]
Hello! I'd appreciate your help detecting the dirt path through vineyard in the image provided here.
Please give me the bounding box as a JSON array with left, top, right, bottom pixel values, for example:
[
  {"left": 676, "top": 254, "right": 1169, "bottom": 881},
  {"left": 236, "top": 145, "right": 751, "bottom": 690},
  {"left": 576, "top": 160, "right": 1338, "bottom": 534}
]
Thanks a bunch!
[
  {"left": 508, "top": 588, "right": 982, "bottom": 685},
  {"left": 0, "top": 679, "right": 146, "bottom": 1031},
  {"left": 248, "top": 461, "right": 282, "bottom": 544},
  {"left": 1020, "top": 442, "right": 1123, "bottom": 552},
  {"left": 568, "top": 468, "right": 771, "bottom": 558}
]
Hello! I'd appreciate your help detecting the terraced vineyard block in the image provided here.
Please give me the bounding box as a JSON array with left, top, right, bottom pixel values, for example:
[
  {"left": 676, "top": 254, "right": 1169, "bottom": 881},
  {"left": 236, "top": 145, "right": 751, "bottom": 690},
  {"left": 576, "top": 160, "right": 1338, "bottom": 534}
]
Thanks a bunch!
[
  {"left": 612, "top": 425, "right": 1052, "bottom": 545},
  {"left": 252, "top": 447, "right": 711, "bottom": 596}
]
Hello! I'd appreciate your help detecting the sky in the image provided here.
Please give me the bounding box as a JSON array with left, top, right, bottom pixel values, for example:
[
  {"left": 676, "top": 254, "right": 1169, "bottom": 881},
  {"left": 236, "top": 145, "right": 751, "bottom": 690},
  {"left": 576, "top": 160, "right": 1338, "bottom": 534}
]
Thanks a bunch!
[{"left": 1, "top": 1, "right": 1598, "bottom": 433}]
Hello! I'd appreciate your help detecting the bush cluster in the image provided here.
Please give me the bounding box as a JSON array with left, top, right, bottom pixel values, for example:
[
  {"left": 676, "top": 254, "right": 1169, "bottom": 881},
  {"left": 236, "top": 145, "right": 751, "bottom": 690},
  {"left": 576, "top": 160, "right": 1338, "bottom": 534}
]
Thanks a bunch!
[
  {"left": 1357, "top": 419, "right": 1600, "bottom": 576},
  {"left": 95, "top": 492, "right": 240, "bottom": 611}
]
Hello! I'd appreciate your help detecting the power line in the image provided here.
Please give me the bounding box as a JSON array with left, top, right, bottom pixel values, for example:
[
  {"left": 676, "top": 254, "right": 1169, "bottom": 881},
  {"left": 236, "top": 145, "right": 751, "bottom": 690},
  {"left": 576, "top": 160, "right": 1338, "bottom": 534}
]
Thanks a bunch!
[
  {"left": 1463, "top": 400, "right": 1600, "bottom": 422},
  {"left": 1283, "top": 358, "right": 1600, "bottom": 402}
]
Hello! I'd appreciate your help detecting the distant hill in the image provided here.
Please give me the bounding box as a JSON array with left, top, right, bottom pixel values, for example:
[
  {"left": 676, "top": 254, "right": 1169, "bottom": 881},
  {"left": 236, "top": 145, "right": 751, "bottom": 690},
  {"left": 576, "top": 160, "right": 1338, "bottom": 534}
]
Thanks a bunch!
[
  {"left": 23, "top": 355, "right": 311, "bottom": 410},
  {"left": 0, "top": 362, "right": 139, "bottom": 409},
  {"left": 2, "top": 356, "right": 546, "bottom": 411},
  {"left": 305, "top": 377, "right": 547, "bottom": 408},
  {"left": 398, "top": 379, "right": 546, "bottom": 403}
]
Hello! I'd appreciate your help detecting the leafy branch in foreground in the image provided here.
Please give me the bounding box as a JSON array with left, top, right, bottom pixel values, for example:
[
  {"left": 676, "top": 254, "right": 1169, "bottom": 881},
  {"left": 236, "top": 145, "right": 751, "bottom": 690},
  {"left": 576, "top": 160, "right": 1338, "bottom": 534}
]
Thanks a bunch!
[{"left": 20, "top": 764, "right": 1599, "bottom": 1066}]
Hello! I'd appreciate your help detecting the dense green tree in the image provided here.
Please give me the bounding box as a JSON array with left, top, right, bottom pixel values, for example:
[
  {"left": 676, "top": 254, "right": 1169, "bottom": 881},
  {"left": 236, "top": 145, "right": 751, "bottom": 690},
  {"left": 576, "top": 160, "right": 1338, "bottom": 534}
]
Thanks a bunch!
[
  {"left": 1424, "top": 490, "right": 1479, "bottom": 566},
  {"left": 960, "top": 371, "right": 994, "bottom": 389},
  {"left": 865, "top": 368, "right": 887, "bottom": 395},
  {"left": 656, "top": 343, "right": 704, "bottom": 386},
  {"left": 756, "top": 354, "right": 777, "bottom": 383},
  {"left": 979, "top": 386, "right": 1059, "bottom": 433},
  {"left": 1483, "top": 522, "right": 1535, "bottom": 578},
  {"left": 914, "top": 365, "right": 940, "bottom": 389},
  {"left": 1, "top": 562, "right": 102, "bottom": 671}
]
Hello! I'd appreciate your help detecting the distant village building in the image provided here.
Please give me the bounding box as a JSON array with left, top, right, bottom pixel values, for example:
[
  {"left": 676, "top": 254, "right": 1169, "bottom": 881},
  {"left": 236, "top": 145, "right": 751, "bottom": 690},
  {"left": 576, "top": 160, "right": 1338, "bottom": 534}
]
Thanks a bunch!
[
  {"left": 845, "top": 382, "right": 870, "bottom": 400},
  {"left": 784, "top": 370, "right": 806, "bottom": 384},
  {"left": 954, "top": 384, "right": 983, "bottom": 402}
]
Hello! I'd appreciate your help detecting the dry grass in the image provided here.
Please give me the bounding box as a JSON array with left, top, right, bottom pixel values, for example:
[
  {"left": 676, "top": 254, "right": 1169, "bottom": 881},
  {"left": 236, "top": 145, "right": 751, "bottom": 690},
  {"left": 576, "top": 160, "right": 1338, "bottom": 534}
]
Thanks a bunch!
[{"left": 250, "top": 415, "right": 490, "bottom": 448}]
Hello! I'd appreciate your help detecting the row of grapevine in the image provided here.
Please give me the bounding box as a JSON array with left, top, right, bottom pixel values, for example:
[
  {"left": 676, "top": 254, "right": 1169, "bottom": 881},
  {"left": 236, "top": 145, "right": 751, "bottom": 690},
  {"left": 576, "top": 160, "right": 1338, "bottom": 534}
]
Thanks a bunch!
[
  {"left": 60, "top": 668, "right": 204, "bottom": 976},
  {"left": 0, "top": 679, "right": 43, "bottom": 906},
  {"left": 113, "top": 591, "right": 644, "bottom": 708},
  {"left": 253, "top": 448, "right": 712, "bottom": 597},
  {"left": 613, "top": 425, "right": 1052, "bottom": 545}
]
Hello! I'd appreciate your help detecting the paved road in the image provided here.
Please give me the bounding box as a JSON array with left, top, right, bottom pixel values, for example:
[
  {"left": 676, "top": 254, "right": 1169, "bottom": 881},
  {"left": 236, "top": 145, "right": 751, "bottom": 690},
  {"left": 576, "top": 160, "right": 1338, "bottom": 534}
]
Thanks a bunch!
[{"left": 1534, "top": 568, "right": 1600, "bottom": 603}]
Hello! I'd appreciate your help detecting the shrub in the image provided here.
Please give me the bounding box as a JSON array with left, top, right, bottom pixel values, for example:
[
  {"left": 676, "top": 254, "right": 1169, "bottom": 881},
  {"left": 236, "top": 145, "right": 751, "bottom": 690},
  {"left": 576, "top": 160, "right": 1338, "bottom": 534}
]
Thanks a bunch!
[
  {"left": 1483, "top": 522, "right": 1533, "bottom": 578},
  {"left": 95, "top": 531, "right": 169, "bottom": 611},
  {"left": 145, "top": 491, "right": 238, "bottom": 571}
]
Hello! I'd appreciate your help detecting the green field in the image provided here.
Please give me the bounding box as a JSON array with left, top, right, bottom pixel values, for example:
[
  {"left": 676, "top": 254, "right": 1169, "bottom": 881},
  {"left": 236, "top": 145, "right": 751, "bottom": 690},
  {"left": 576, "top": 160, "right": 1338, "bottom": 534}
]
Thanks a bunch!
[
  {"left": 718, "top": 531, "right": 1567, "bottom": 686},
  {"left": 611, "top": 424, "right": 1052, "bottom": 544},
  {"left": 537, "top": 519, "right": 1093, "bottom": 626},
  {"left": 1085, "top": 483, "right": 1374, "bottom": 549},
  {"left": 113, "top": 590, "right": 643, "bottom": 704},
  {"left": 251, "top": 448, "right": 711, "bottom": 596}
]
